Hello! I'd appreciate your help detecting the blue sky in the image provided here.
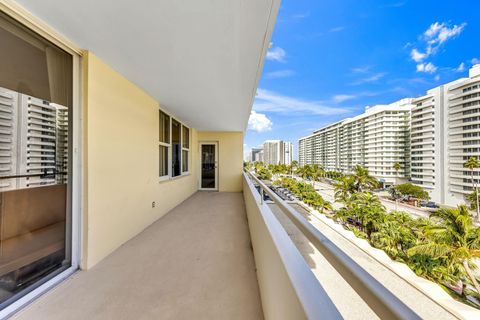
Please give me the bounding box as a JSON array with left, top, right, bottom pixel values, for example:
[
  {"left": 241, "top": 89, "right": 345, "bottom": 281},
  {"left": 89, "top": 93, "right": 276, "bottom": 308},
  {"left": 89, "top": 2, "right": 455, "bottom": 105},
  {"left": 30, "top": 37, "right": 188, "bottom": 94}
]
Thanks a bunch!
[{"left": 245, "top": 0, "right": 480, "bottom": 160}]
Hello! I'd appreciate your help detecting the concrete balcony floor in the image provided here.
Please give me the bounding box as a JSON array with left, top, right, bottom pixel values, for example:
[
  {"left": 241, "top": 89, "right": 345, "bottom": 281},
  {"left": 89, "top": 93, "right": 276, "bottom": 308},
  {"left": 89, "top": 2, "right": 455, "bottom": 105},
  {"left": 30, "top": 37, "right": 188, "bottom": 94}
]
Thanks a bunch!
[{"left": 13, "top": 192, "right": 263, "bottom": 320}]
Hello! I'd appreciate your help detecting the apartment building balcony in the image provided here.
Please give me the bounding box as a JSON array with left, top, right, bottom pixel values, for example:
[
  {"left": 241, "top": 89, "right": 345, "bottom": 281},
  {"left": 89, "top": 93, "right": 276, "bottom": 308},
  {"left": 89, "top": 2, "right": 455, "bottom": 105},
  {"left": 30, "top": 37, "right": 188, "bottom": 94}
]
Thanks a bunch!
[
  {"left": 450, "top": 113, "right": 480, "bottom": 122},
  {"left": 0, "top": 0, "right": 283, "bottom": 317},
  {"left": 449, "top": 120, "right": 480, "bottom": 130},
  {"left": 411, "top": 108, "right": 434, "bottom": 118},
  {"left": 449, "top": 99, "right": 480, "bottom": 109},
  {"left": 450, "top": 143, "right": 480, "bottom": 150},
  {"left": 449, "top": 87, "right": 480, "bottom": 100},
  {"left": 12, "top": 192, "right": 263, "bottom": 320},
  {"left": 411, "top": 127, "right": 435, "bottom": 135}
]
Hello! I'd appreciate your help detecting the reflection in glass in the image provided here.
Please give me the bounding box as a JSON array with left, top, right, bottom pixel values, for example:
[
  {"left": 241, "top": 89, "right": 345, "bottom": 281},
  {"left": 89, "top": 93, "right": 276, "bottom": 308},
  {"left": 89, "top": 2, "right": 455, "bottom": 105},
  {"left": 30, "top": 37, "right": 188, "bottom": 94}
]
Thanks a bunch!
[
  {"left": 182, "top": 126, "right": 189, "bottom": 149},
  {"left": 159, "top": 111, "right": 170, "bottom": 144},
  {"left": 160, "top": 146, "right": 168, "bottom": 177},
  {"left": 0, "top": 11, "right": 72, "bottom": 307}
]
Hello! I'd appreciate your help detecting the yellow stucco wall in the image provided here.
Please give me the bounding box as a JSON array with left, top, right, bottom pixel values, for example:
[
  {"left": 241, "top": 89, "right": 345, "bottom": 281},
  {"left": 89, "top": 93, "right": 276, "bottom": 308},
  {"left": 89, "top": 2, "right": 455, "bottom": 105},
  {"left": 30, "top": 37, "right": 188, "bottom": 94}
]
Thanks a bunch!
[
  {"left": 197, "top": 132, "right": 244, "bottom": 192},
  {"left": 82, "top": 52, "right": 199, "bottom": 269}
]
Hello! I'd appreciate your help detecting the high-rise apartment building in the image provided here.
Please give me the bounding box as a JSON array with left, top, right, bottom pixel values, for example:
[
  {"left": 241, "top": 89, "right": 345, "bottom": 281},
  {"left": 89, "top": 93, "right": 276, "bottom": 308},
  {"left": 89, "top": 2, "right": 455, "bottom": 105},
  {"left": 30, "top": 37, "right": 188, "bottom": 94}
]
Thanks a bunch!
[
  {"left": 299, "top": 65, "right": 480, "bottom": 206},
  {"left": 262, "top": 140, "right": 293, "bottom": 165},
  {"left": 250, "top": 147, "right": 264, "bottom": 162},
  {"left": 411, "top": 65, "right": 480, "bottom": 206},
  {"left": 0, "top": 86, "right": 68, "bottom": 191},
  {"left": 299, "top": 99, "right": 413, "bottom": 187}
]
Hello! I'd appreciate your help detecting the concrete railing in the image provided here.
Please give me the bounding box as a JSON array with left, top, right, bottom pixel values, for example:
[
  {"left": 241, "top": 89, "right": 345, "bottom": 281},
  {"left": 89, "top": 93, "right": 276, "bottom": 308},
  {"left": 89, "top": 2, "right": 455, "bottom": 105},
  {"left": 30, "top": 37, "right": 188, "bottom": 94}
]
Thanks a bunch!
[
  {"left": 244, "top": 171, "right": 422, "bottom": 320},
  {"left": 242, "top": 172, "right": 342, "bottom": 320}
]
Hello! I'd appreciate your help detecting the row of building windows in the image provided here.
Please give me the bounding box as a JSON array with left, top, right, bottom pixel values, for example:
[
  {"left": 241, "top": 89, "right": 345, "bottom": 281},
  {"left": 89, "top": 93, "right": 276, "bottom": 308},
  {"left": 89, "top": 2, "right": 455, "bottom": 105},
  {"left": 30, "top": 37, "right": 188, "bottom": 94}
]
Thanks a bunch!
[
  {"left": 464, "top": 132, "right": 480, "bottom": 138},
  {"left": 463, "top": 140, "right": 480, "bottom": 145},
  {"left": 459, "top": 100, "right": 480, "bottom": 109},
  {"left": 159, "top": 110, "right": 190, "bottom": 179},
  {"left": 462, "top": 116, "right": 480, "bottom": 123},
  {"left": 462, "top": 92, "right": 479, "bottom": 100},
  {"left": 463, "top": 124, "right": 479, "bottom": 130},
  {"left": 462, "top": 84, "right": 479, "bottom": 93},
  {"left": 462, "top": 108, "right": 480, "bottom": 115}
]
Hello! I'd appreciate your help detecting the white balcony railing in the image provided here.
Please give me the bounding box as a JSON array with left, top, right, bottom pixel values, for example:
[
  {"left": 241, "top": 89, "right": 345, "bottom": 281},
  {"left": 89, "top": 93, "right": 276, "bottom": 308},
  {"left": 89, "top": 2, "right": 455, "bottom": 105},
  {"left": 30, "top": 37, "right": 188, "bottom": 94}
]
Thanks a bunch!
[{"left": 243, "top": 172, "right": 421, "bottom": 320}]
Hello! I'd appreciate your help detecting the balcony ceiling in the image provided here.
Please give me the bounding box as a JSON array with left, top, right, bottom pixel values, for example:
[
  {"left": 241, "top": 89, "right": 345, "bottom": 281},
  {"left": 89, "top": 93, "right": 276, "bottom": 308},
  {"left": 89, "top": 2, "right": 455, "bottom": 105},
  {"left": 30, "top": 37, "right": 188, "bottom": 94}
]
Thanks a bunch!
[{"left": 15, "top": 0, "right": 280, "bottom": 131}]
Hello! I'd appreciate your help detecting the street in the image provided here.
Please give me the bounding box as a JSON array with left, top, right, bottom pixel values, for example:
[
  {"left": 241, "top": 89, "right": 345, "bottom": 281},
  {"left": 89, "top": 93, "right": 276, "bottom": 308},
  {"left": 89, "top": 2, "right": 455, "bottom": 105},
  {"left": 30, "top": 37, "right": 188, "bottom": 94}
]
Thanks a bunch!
[{"left": 308, "top": 179, "right": 433, "bottom": 219}]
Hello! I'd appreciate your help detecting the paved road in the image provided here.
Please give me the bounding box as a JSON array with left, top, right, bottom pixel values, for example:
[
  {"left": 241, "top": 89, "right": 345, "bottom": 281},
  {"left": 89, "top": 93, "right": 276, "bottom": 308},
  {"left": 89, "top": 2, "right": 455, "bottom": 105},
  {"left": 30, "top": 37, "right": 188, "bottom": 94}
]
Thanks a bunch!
[{"left": 309, "top": 180, "right": 433, "bottom": 219}]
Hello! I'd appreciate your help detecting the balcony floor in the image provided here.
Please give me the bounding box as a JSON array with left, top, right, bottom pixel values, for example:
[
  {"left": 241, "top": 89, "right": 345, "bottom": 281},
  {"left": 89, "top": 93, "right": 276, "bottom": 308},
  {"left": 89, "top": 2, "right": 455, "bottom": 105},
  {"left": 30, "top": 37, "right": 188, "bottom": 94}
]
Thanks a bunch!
[{"left": 13, "top": 192, "right": 263, "bottom": 320}]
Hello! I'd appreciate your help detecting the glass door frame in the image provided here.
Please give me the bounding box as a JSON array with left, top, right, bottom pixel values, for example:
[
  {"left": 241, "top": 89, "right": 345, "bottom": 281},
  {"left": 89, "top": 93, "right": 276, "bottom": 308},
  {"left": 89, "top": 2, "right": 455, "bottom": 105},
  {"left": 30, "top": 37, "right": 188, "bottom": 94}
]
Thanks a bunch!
[
  {"left": 0, "top": 4, "right": 82, "bottom": 317},
  {"left": 199, "top": 141, "right": 218, "bottom": 191}
]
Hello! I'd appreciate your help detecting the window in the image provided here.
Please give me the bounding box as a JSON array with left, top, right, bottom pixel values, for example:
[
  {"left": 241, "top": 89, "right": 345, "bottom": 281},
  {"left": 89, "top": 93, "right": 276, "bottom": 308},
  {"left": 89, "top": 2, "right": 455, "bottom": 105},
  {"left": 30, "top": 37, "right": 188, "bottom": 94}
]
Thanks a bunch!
[
  {"left": 182, "top": 126, "right": 190, "bottom": 173},
  {"left": 172, "top": 119, "right": 181, "bottom": 177},
  {"left": 158, "top": 109, "right": 190, "bottom": 179},
  {"left": 159, "top": 111, "right": 170, "bottom": 178}
]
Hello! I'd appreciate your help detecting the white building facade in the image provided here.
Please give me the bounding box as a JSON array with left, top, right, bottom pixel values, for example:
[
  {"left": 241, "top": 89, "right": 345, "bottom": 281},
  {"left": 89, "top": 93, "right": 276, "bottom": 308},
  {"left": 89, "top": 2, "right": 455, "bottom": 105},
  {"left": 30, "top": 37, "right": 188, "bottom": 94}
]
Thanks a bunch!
[
  {"left": 411, "top": 65, "right": 480, "bottom": 206},
  {"left": 299, "top": 65, "right": 480, "bottom": 206},
  {"left": 250, "top": 147, "right": 264, "bottom": 162},
  {"left": 299, "top": 99, "right": 414, "bottom": 187},
  {"left": 262, "top": 140, "right": 293, "bottom": 165}
]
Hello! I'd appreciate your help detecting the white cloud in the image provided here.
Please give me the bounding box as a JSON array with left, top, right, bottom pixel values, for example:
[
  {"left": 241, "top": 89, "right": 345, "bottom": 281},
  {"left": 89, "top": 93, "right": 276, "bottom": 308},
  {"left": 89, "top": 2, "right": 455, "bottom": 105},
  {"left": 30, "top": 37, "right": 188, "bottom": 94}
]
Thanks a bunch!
[
  {"left": 425, "top": 22, "right": 466, "bottom": 49},
  {"left": 415, "top": 22, "right": 466, "bottom": 59},
  {"left": 292, "top": 12, "right": 309, "bottom": 19},
  {"left": 248, "top": 111, "right": 272, "bottom": 132},
  {"left": 472, "top": 58, "right": 480, "bottom": 65},
  {"left": 455, "top": 62, "right": 465, "bottom": 72},
  {"left": 351, "top": 72, "right": 386, "bottom": 85},
  {"left": 434, "top": 75, "right": 441, "bottom": 81},
  {"left": 410, "top": 49, "right": 427, "bottom": 62},
  {"left": 381, "top": 2, "right": 406, "bottom": 8},
  {"left": 265, "top": 69, "right": 295, "bottom": 79},
  {"left": 333, "top": 94, "right": 356, "bottom": 103},
  {"left": 329, "top": 26, "right": 346, "bottom": 32},
  {"left": 416, "top": 62, "right": 437, "bottom": 73},
  {"left": 266, "top": 47, "right": 286, "bottom": 62},
  {"left": 409, "top": 22, "right": 466, "bottom": 71},
  {"left": 351, "top": 66, "right": 371, "bottom": 73},
  {"left": 254, "top": 89, "right": 349, "bottom": 115}
]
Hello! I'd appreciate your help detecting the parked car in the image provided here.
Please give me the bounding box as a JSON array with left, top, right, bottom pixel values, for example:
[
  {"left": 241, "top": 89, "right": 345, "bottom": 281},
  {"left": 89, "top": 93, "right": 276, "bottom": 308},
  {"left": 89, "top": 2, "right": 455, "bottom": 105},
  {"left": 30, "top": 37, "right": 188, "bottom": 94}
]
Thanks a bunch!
[{"left": 420, "top": 201, "right": 439, "bottom": 208}]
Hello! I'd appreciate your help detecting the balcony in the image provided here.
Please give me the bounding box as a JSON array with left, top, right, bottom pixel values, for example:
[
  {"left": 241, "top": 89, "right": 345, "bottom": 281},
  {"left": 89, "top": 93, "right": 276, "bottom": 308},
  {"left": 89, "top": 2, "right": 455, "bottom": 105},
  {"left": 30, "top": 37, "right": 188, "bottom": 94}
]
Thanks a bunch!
[
  {"left": 12, "top": 173, "right": 480, "bottom": 320},
  {"left": 13, "top": 191, "right": 263, "bottom": 320}
]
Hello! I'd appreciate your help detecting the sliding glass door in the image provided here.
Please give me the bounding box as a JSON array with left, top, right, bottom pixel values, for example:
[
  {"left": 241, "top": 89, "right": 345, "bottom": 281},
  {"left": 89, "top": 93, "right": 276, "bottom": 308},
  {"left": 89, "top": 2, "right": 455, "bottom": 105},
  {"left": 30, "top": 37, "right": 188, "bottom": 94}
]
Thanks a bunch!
[{"left": 0, "top": 11, "right": 73, "bottom": 308}]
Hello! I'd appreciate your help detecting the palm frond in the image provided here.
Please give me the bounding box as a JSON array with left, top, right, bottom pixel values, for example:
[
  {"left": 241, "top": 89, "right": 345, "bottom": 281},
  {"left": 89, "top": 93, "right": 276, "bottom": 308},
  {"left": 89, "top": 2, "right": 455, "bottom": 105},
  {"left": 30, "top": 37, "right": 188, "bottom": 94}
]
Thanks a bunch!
[{"left": 407, "top": 243, "right": 452, "bottom": 258}]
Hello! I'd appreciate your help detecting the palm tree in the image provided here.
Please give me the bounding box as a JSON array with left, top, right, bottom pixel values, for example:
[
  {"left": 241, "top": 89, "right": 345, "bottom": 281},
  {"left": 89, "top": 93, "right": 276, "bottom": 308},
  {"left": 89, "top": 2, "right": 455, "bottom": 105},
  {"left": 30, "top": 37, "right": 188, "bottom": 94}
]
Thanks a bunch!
[
  {"left": 310, "top": 164, "right": 325, "bottom": 187},
  {"left": 334, "top": 175, "right": 356, "bottom": 203},
  {"left": 408, "top": 205, "right": 480, "bottom": 295},
  {"left": 466, "top": 189, "right": 479, "bottom": 211},
  {"left": 291, "top": 160, "right": 299, "bottom": 177},
  {"left": 393, "top": 162, "right": 401, "bottom": 181},
  {"left": 464, "top": 156, "right": 480, "bottom": 220},
  {"left": 254, "top": 161, "right": 264, "bottom": 173},
  {"left": 299, "top": 164, "right": 315, "bottom": 185},
  {"left": 352, "top": 165, "right": 379, "bottom": 192},
  {"left": 244, "top": 161, "right": 253, "bottom": 171},
  {"left": 295, "top": 166, "right": 307, "bottom": 180},
  {"left": 350, "top": 192, "right": 386, "bottom": 238},
  {"left": 313, "top": 196, "right": 332, "bottom": 213},
  {"left": 371, "top": 220, "right": 416, "bottom": 261}
]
